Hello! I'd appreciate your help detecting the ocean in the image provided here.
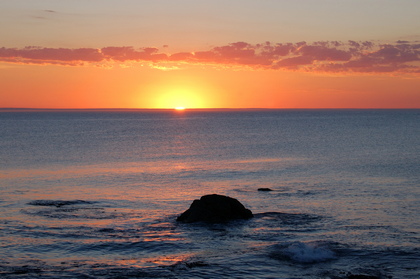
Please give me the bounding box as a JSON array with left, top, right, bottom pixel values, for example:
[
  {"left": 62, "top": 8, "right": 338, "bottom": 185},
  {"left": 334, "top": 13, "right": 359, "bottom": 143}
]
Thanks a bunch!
[{"left": 0, "top": 109, "right": 419, "bottom": 278}]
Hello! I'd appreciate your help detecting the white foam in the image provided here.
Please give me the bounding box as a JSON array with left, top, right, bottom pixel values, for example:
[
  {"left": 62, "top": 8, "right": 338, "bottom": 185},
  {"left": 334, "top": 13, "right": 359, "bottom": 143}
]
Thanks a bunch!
[{"left": 279, "top": 241, "right": 336, "bottom": 263}]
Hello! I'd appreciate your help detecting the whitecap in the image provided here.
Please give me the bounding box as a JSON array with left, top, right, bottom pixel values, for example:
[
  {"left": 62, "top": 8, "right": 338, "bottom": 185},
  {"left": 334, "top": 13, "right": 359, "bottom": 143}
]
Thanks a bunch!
[{"left": 271, "top": 241, "right": 337, "bottom": 263}]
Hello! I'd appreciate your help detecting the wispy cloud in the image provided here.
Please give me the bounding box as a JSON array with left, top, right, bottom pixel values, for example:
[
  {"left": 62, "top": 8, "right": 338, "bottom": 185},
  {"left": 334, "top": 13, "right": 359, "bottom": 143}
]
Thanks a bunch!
[{"left": 1, "top": 40, "right": 419, "bottom": 74}]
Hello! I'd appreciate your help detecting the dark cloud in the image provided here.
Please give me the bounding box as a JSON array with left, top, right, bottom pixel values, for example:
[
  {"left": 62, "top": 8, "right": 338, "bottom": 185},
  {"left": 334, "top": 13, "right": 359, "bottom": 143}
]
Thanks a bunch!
[{"left": 1, "top": 41, "right": 419, "bottom": 74}]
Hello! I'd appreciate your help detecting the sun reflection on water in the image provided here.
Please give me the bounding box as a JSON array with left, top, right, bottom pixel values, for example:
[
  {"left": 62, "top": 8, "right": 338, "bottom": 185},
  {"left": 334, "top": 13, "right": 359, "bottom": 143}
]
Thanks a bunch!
[{"left": 113, "top": 253, "right": 195, "bottom": 268}]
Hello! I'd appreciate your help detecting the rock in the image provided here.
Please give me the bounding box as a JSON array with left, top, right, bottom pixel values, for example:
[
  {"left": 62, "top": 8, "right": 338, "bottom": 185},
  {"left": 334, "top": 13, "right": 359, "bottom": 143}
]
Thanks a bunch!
[
  {"left": 347, "top": 275, "right": 380, "bottom": 279},
  {"left": 185, "top": 261, "right": 208, "bottom": 268},
  {"left": 258, "top": 188, "right": 273, "bottom": 191},
  {"left": 176, "top": 194, "right": 253, "bottom": 223}
]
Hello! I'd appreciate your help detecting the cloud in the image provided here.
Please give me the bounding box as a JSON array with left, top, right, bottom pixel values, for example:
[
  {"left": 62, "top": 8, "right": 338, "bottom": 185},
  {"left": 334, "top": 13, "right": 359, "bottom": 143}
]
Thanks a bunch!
[
  {"left": 101, "top": 47, "right": 168, "bottom": 61},
  {"left": 1, "top": 40, "right": 419, "bottom": 75},
  {"left": 0, "top": 46, "right": 103, "bottom": 65},
  {"left": 295, "top": 44, "right": 352, "bottom": 61},
  {"left": 275, "top": 55, "right": 314, "bottom": 68},
  {"left": 318, "top": 42, "right": 420, "bottom": 74}
]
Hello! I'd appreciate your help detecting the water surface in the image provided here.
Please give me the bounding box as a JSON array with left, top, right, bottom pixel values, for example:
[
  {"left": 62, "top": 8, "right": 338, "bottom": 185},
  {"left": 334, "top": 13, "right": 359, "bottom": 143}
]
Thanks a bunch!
[{"left": 1, "top": 109, "right": 419, "bottom": 278}]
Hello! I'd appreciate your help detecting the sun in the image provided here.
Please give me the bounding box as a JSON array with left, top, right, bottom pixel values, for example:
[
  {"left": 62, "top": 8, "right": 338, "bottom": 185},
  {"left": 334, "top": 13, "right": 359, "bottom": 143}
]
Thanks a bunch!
[
  {"left": 154, "top": 87, "right": 205, "bottom": 109},
  {"left": 140, "top": 76, "right": 219, "bottom": 109}
]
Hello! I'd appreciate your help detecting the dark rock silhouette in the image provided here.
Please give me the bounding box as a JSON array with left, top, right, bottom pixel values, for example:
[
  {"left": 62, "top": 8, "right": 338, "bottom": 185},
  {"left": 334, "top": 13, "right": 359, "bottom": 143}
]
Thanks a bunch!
[
  {"left": 176, "top": 194, "right": 253, "bottom": 223},
  {"left": 347, "top": 275, "right": 380, "bottom": 279},
  {"left": 258, "top": 188, "right": 273, "bottom": 191},
  {"left": 185, "top": 261, "right": 208, "bottom": 268}
]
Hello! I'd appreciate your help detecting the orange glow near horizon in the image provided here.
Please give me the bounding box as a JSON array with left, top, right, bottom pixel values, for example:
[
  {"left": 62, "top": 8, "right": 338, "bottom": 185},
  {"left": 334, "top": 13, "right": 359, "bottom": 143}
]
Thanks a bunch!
[
  {"left": 1, "top": 62, "right": 420, "bottom": 109},
  {"left": 140, "top": 73, "right": 222, "bottom": 109},
  {"left": 154, "top": 88, "right": 205, "bottom": 109}
]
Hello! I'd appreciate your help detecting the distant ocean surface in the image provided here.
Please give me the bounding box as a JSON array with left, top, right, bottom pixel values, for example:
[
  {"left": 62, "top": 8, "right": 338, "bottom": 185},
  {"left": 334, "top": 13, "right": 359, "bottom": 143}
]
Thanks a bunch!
[{"left": 1, "top": 109, "right": 419, "bottom": 279}]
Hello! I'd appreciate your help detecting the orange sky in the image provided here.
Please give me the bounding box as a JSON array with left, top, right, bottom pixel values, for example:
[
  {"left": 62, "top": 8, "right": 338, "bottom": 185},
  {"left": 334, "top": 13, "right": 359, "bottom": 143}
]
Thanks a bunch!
[
  {"left": 2, "top": 59, "right": 419, "bottom": 109},
  {"left": 1, "top": 1, "right": 419, "bottom": 109}
]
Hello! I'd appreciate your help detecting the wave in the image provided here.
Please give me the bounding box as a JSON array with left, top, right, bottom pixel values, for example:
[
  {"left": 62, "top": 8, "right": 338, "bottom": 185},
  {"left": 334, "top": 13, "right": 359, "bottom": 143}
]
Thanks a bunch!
[
  {"left": 270, "top": 241, "right": 337, "bottom": 263},
  {"left": 28, "top": 199, "right": 95, "bottom": 207},
  {"left": 254, "top": 211, "right": 323, "bottom": 226},
  {"left": 23, "top": 199, "right": 128, "bottom": 219}
]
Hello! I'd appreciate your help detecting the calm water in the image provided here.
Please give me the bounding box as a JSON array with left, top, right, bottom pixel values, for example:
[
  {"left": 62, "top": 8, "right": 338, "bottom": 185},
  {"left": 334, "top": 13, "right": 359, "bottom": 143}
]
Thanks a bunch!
[{"left": 0, "top": 109, "right": 419, "bottom": 278}]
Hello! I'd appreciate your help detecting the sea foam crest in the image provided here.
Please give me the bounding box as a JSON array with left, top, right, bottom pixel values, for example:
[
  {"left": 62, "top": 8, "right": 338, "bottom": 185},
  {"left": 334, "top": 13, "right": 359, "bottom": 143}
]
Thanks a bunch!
[{"left": 273, "top": 241, "right": 336, "bottom": 263}]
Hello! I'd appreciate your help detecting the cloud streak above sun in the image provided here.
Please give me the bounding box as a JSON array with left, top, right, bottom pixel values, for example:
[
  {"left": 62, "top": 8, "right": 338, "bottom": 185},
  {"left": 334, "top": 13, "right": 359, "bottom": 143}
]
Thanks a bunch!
[{"left": 1, "top": 40, "right": 419, "bottom": 75}]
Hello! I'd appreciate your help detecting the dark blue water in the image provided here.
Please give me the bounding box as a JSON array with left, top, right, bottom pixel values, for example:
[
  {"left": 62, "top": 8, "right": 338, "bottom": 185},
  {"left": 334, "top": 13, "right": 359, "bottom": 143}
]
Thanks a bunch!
[{"left": 1, "top": 109, "right": 419, "bottom": 278}]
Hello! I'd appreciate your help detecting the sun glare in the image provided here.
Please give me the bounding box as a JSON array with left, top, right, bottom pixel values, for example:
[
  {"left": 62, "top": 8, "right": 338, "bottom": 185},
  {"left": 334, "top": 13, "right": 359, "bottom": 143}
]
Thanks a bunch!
[{"left": 154, "top": 87, "right": 205, "bottom": 109}]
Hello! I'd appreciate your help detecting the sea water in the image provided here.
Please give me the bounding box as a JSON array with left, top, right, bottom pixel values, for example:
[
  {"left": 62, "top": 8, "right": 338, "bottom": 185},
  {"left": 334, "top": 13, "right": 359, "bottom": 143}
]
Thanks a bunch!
[{"left": 0, "top": 109, "right": 419, "bottom": 278}]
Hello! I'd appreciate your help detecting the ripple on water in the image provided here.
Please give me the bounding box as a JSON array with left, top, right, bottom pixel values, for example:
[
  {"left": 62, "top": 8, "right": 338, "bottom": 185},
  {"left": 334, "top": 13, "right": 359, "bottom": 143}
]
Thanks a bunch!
[
  {"left": 22, "top": 199, "right": 130, "bottom": 220},
  {"left": 27, "top": 199, "right": 95, "bottom": 207}
]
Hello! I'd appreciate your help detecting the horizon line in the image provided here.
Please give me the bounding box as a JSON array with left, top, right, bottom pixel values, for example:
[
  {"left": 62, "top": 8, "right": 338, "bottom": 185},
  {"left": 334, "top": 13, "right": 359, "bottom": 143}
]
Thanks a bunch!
[{"left": 1, "top": 107, "right": 419, "bottom": 111}]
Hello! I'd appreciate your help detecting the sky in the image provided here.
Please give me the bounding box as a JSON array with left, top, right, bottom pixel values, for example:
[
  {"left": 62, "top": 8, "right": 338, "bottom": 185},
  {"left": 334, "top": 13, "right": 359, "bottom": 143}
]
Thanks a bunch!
[{"left": 1, "top": 0, "right": 420, "bottom": 109}]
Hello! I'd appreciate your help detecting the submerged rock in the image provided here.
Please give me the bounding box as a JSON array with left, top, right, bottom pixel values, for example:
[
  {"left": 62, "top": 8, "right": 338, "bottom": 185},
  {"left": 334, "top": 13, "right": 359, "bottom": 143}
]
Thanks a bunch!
[
  {"left": 176, "top": 194, "right": 253, "bottom": 223},
  {"left": 347, "top": 275, "right": 381, "bottom": 279},
  {"left": 185, "top": 261, "right": 208, "bottom": 268},
  {"left": 28, "top": 200, "right": 93, "bottom": 208},
  {"left": 258, "top": 188, "right": 273, "bottom": 192}
]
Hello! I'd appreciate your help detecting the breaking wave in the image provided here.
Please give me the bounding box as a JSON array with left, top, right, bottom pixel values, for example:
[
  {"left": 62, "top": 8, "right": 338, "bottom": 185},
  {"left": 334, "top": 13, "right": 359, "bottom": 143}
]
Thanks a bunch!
[{"left": 270, "top": 241, "right": 337, "bottom": 263}]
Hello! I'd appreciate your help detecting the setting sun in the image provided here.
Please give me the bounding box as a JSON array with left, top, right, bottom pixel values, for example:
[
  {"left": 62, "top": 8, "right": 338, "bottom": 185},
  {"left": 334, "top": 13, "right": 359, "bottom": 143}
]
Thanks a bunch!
[{"left": 152, "top": 86, "right": 207, "bottom": 109}]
